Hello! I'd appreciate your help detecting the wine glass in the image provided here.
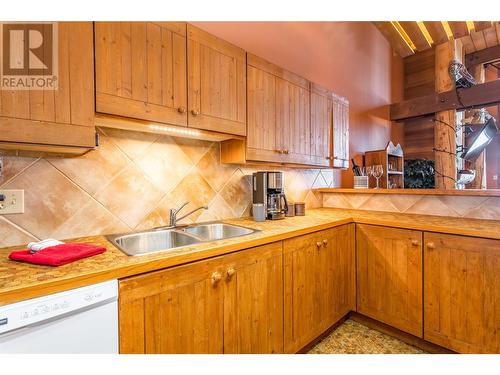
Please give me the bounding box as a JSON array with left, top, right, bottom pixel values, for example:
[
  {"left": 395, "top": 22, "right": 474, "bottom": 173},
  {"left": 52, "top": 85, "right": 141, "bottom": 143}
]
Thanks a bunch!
[{"left": 373, "top": 165, "right": 384, "bottom": 189}]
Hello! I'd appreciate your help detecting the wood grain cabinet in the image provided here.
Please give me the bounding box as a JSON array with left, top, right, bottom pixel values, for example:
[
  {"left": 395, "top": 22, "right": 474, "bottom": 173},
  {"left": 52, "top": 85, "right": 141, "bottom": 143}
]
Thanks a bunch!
[
  {"left": 119, "top": 242, "right": 283, "bottom": 354},
  {"left": 332, "top": 94, "right": 349, "bottom": 168},
  {"left": 310, "top": 83, "right": 333, "bottom": 167},
  {"left": 187, "top": 25, "right": 247, "bottom": 136},
  {"left": 424, "top": 233, "right": 500, "bottom": 353},
  {"left": 356, "top": 224, "right": 423, "bottom": 337},
  {"left": 283, "top": 224, "right": 355, "bottom": 353},
  {"left": 0, "top": 22, "right": 95, "bottom": 154},
  {"left": 95, "top": 22, "right": 188, "bottom": 127}
]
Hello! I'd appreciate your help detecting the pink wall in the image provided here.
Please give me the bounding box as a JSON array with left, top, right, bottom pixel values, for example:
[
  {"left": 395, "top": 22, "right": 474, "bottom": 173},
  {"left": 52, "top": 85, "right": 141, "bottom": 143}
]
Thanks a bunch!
[{"left": 192, "top": 22, "right": 404, "bottom": 187}]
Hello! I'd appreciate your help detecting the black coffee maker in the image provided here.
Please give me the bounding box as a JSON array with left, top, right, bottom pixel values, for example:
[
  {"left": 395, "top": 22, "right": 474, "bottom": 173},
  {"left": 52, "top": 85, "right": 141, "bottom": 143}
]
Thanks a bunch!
[{"left": 252, "top": 171, "right": 288, "bottom": 220}]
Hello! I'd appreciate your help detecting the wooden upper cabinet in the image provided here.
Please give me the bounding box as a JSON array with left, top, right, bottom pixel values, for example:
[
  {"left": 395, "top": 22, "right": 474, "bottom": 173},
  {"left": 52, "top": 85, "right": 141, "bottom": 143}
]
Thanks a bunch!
[
  {"left": 187, "top": 25, "right": 246, "bottom": 136},
  {"left": 0, "top": 22, "right": 95, "bottom": 153},
  {"left": 356, "top": 224, "right": 423, "bottom": 337},
  {"left": 119, "top": 242, "right": 283, "bottom": 354},
  {"left": 310, "top": 83, "right": 333, "bottom": 167},
  {"left": 95, "top": 22, "right": 188, "bottom": 126},
  {"left": 284, "top": 225, "right": 355, "bottom": 353},
  {"left": 332, "top": 94, "right": 349, "bottom": 168},
  {"left": 424, "top": 233, "right": 500, "bottom": 353},
  {"left": 245, "top": 53, "right": 312, "bottom": 165}
]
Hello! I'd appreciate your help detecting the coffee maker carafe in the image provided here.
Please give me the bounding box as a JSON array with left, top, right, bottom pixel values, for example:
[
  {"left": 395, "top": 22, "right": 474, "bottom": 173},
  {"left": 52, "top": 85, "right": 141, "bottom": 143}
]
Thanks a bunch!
[{"left": 252, "top": 171, "right": 288, "bottom": 220}]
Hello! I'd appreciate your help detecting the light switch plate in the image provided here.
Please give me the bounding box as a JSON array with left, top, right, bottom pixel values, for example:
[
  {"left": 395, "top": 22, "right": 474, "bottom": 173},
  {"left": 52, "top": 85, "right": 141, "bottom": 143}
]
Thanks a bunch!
[{"left": 0, "top": 189, "right": 24, "bottom": 214}]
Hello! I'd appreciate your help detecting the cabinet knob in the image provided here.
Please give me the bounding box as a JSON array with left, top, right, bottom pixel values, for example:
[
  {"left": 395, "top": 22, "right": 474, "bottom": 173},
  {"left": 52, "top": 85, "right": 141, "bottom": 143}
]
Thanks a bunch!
[
  {"left": 426, "top": 242, "right": 436, "bottom": 249},
  {"left": 284, "top": 149, "right": 289, "bottom": 154},
  {"left": 226, "top": 268, "right": 235, "bottom": 280},
  {"left": 323, "top": 239, "right": 328, "bottom": 246},
  {"left": 316, "top": 241, "right": 322, "bottom": 248},
  {"left": 191, "top": 109, "right": 200, "bottom": 116},
  {"left": 177, "top": 106, "right": 186, "bottom": 114},
  {"left": 274, "top": 149, "right": 282, "bottom": 154},
  {"left": 211, "top": 272, "right": 222, "bottom": 286},
  {"left": 411, "top": 240, "right": 420, "bottom": 246}
]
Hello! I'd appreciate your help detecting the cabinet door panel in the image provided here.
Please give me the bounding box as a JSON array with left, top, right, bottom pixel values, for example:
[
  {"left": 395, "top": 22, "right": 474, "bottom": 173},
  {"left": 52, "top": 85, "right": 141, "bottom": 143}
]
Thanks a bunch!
[
  {"left": 0, "top": 22, "right": 95, "bottom": 150},
  {"left": 310, "top": 88, "right": 332, "bottom": 167},
  {"left": 246, "top": 65, "right": 281, "bottom": 163},
  {"left": 424, "top": 233, "right": 500, "bottom": 353},
  {"left": 95, "top": 22, "right": 187, "bottom": 126},
  {"left": 187, "top": 25, "right": 246, "bottom": 136},
  {"left": 276, "top": 78, "right": 311, "bottom": 164},
  {"left": 284, "top": 225, "right": 354, "bottom": 353},
  {"left": 119, "top": 257, "right": 224, "bottom": 354},
  {"left": 332, "top": 95, "right": 349, "bottom": 168},
  {"left": 356, "top": 224, "right": 423, "bottom": 337},
  {"left": 223, "top": 242, "right": 283, "bottom": 354}
]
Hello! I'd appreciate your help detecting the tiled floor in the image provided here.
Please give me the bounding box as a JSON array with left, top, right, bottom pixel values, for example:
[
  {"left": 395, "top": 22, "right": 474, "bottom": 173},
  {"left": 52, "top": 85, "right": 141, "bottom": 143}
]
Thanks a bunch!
[{"left": 309, "top": 319, "right": 427, "bottom": 354}]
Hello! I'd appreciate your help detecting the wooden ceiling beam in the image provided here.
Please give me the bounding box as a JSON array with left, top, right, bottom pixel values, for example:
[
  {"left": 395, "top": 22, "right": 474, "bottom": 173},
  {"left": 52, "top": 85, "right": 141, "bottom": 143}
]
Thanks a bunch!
[
  {"left": 390, "top": 79, "right": 500, "bottom": 121},
  {"left": 465, "top": 44, "right": 500, "bottom": 67},
  {"left": 483, "top": 26, "right": 499, "bottom": 47},
  {"left": 373, "top": 21, "right": 414, "bottom": 57},
  {"left": 473, "top": 21, "right": 493, "bottom": 32},
  {"left": 423, "top": 22, "right": 450, "bottom": 44},
  {"left": 448, "top": 21, "right": 469, "bottom": 39},
  {"left": 399, "top": 21, "right": 432, "bottom": 51}
]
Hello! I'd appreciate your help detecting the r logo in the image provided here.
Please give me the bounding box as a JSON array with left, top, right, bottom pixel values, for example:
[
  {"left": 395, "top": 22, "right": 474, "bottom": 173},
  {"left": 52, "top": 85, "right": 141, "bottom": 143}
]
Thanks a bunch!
[
  {"left": 0, "top": 22, "right": 58, "bottom": 89},
  {"left": 2, "top": 23, "right": 53, "bottom": 75}
]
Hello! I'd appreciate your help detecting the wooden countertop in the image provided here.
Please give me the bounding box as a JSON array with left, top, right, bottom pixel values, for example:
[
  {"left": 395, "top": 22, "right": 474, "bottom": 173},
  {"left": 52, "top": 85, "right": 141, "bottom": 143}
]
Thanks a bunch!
[
  {"left": 316, "top": 188, "right": 500, "bottom": 197},
  {"left": 1, "top": 208, "right": 499, "bottom": 306}
]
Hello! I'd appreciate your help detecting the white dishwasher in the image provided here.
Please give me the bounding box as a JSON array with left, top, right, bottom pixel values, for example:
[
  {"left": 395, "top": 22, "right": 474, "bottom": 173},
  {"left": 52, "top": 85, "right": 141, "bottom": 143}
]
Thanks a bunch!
[{"left": 0, "top": 280, "right": 118, "bottom": 353}]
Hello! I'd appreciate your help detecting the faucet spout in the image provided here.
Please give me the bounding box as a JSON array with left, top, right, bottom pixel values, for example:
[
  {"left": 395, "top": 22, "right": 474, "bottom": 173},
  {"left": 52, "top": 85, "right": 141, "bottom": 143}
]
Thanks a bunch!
[{"left": 169, "top": 202, "right": 208, "bottom": 227}]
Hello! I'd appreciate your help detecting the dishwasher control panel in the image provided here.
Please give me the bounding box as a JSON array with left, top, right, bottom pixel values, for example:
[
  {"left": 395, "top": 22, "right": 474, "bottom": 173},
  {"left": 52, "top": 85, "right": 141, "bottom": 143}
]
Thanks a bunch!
[{"left": 0, "top": 280, "right": 117, "bottom": 334}]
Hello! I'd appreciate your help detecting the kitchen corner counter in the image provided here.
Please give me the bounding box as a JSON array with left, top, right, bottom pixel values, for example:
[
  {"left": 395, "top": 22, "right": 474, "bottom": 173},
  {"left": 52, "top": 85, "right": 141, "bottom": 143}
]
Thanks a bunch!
[{"left": 1, "top": 208, "right": 499, "bottom": 306}]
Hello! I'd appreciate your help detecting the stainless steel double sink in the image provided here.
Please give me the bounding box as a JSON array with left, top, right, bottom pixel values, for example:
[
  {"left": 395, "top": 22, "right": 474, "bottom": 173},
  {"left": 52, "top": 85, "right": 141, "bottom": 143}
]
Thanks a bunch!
[{"left": 107, "top": 223, "right": 258, "bottom": 256}]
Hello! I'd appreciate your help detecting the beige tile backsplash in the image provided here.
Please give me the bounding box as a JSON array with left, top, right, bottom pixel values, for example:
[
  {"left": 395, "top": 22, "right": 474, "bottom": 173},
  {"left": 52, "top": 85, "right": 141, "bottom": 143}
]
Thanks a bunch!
[
  {"left": 0, "top": 128, "right": 330, "bottom": 248},
  {"left": 322, "top": 192, "right": 500, "bottom": 220}
]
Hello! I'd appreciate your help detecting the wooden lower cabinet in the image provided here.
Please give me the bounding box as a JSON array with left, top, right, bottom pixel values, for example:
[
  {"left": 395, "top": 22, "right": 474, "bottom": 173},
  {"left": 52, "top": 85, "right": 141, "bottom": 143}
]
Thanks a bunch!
[
  {"left": 283, "top": 224, "right": 355, "bottom": 353},
  {"left": 424, "top": 233, "right": 500, "bottom": 353},
  {"left": 119, "top": 242, "right": 283, "bottom": 354},
  {"left": 356, "top": 224, "right": 423, "bottom": 337}
]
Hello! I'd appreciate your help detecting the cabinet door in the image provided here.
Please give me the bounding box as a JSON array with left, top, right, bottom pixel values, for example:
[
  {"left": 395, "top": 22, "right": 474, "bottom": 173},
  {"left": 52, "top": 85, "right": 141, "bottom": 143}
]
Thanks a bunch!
[
  {"left": 284, "top": 225, "right": 355, "bottom": 353},
  {"left": 119, "top": 257, "right": 224, "bottom": 354},
  {"left": 310, "top": 84, "right": 332, "bottom": 167},
  {"left": 356, "top": 224, "right": 423, "bottom": 337},
  {"left": 223, "top": 242, "right": 283, "bottom": 354},
  {"left": 187, "top": 25, "right": 246, "bottom": 136},
  {"left": 276, "top": 77, "right": 311, "bottom": 165},
  {"left": 0, "top": 22, "right": 95, "bottom": 151},
  {"left": 424, "top": 233, "right": 500, "bottom": 353},
  {"left": 246, "top": 64, "right": 281, "bottom": 163},
  {"left": 95, "top": 22, "right": 187, "bottom": 126},
  {"left": 332, "top": 95, "right": 349, "bottom": 168}
]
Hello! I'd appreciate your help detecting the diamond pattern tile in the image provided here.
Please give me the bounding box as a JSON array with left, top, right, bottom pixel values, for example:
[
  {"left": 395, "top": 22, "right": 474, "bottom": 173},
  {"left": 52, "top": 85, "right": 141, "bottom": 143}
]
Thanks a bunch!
[
  {"left": 0, "top": 155, "right": 38, "bottom": 187},
  {"left": 94, "top": 163, "right": 164, "bottom": 228},
  {"left": 219, "top": 169, "right": 252, "bottom": 217},
  {"left": 100, "top": 127, "right": 160, "bottom": 160},
  {"left": 48, "top": 136, "right": 130, "bottom": 196},
  {"left": 3, "top": 159, "right": 92, "bottom": 238},
  {"left": 196, "top": 143, "right": 237, "bottom": 192},
  {"left": 134, "top": 135, "right": 194, "bottom": 194},
  {"left": 0, "top": 217, "right": 38, "bottom": 248}
]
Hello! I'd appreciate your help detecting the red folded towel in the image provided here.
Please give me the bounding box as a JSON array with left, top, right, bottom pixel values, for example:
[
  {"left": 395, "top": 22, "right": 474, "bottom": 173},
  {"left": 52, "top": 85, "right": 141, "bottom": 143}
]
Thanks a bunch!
[{"left": 9, "top": 243, "right": 106, "bottom": 267}]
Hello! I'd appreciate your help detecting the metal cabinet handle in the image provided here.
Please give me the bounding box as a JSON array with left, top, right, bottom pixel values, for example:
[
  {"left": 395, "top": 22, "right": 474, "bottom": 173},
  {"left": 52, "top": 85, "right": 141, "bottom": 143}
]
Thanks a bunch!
[
  {"left": 226, "top": 268, "right": 235, "bottom": 280},
  {"left": 211, "top": 272, "right": 222, "bottom": 286}
]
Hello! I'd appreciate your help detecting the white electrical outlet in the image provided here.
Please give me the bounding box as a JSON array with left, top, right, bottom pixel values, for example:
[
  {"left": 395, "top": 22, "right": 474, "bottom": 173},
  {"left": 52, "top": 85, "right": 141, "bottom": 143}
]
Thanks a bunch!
[{"left": 0, "top": 189, "right": 24, "bottom": 214}]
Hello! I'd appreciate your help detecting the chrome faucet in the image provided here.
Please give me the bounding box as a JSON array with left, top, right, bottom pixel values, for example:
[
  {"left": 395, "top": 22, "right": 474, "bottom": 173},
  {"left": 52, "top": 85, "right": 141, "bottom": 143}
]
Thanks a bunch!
[{"left": 169, "top": 202, "right": 208, "bottom": 227}]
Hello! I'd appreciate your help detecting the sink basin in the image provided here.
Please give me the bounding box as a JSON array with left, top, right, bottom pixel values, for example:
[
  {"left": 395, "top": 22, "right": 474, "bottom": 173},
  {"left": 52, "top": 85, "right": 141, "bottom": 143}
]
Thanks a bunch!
[
  {"left": 183, "top": 223, "right": 256, "bottom": 241},
  {"left": 108, "top": 222, "right": 258, "bottom": 256},
  {"left": 108, "top": 229, "right": 201, "bottom": 256}
]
